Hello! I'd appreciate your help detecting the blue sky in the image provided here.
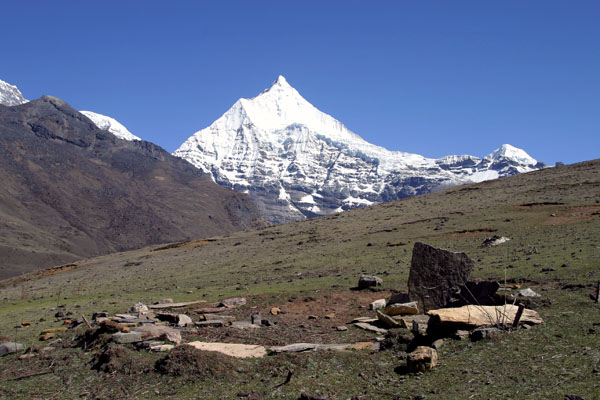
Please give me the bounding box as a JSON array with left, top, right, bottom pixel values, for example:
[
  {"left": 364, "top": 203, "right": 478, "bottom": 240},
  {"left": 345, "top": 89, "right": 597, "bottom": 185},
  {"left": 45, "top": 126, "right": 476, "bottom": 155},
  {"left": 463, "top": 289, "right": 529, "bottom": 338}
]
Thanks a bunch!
[{"left": 2, "top": 1, "right": 598, "bottom": 165}]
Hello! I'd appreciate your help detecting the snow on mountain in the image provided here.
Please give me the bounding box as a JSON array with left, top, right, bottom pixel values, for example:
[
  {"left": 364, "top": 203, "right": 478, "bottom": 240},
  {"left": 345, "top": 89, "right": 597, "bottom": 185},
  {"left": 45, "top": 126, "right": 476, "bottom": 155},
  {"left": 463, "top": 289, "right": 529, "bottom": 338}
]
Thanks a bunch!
[
  {"left": 0, "top": 79, "right": 28, "bottom": 106},
  {"left": 174, "top": 75, "right": 544, "bottom": 224},
  {"left": 80, "top": 111, "right": 140, "bottom": 141},
  {"left": 0, "top": 78, "right": 140, "bottom": 142}
]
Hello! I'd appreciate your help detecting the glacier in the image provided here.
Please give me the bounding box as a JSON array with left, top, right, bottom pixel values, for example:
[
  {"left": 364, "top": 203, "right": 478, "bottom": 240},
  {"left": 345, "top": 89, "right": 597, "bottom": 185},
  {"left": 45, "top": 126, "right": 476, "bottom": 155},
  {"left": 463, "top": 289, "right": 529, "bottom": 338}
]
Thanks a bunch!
[{"left": 174, "top": 75, "right": 545, "bottom": 224}]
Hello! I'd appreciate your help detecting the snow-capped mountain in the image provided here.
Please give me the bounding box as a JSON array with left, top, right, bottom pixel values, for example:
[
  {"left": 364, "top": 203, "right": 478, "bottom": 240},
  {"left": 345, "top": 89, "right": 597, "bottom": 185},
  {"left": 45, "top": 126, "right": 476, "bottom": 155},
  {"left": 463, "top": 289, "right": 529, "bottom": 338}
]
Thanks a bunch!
[
  {"left": 0, "top": 79, "right": 28, "bottom": 106},
  {"left": 0, "top": 78, "right": 139, "bottom": 142},
  {"left": 175, "top": 75, "right": 545, "bottom": 224},
  {"left": 80, "top": 111, "right": 140, "bottom": 141}
]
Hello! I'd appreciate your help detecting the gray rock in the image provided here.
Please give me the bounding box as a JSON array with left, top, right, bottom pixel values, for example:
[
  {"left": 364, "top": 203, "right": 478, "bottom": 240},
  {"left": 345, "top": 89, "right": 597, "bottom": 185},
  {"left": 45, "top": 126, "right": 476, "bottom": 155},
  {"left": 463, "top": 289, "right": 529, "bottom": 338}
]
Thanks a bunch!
[
  {"left": 204, "top": 314, "right": 235, "bottom": 323},
  {"left": 408, "top": 242, "right": 474, "bottom": 312},
  {"left": 519, "top": 288, "right": 541, "bottom": 297},
  {"left": 0, "top": 342, "right": 24, "bottom": 356},
  {"left": 92, "top": 312, "right": 108, "bottom": 320},
  {"left": 470, "top": 327, "right": 501, "bottom": 342},
  {"left": 219, "top": 297, "right": 246, "bottom": 308},
  {"left": 177, "top": 314, "right": 193, "bottom": 327},
  {"left": 112, "top": 332, "right": 143, "bottom": 344},
  {"left": 251, "top": 312, "right": 262, "bottom": 326},
  {"left": 231, "top": 321, "right": 260, "bottom": 329},
  {"left": 458, "top": 280, "right": 500, "bottom": 306},
  {"left": 195, "top": 320, "right": 225, "bottom": 328},
  {"left": 358, "top": 275, "right": 383, "bottom": 289},
  {"left": 431, "top": 339, "right": 445, "bottom": 350},
  {"left": 387, "top": 291, "right": 410, "bottom": 305}
]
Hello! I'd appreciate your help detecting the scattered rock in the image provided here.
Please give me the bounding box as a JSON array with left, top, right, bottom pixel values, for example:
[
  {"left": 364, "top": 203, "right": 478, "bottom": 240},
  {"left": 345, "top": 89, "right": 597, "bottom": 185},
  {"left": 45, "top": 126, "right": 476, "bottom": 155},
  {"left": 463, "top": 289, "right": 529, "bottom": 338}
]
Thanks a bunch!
[
  {"left": 20, "top": 321, "right": 31, "bottom": 327},
  {"left": 470, "top": 327, "right": 502, "bottom": 342},
  {"left": 270, "top": 343, "right": 318, "bottom": 353},
  {"left": 299, "top": 392, "right": 330, "bottom": 400},
  {"left": 387, "top": 291, "right": 410, "bottom": 305},
  {"left": 431, "top": 339, "right": 445, "bottom": 350},
  {"left": 186, "top": 341, "right": 266, "bottom": 358},
  {"left": 251, "top": 312, "right": 262, "bottom": 326},
  {"left": 354, "top": 322, "right": 388, "bottom": 334},
  {"left": 261, "top": 319, "right": 275, "bottom": 327},
  {"left": 407, "top": 346, "right": 439, "bottom": 373},
  {"left": 194, "top": 306, "right": 228, "bottom": 314},
  {"left": 204, "top": 314, "right": 236, "bottom": 324},
  {"left": 335, "top": 326, "right": 348, "bottom": 332},
  {"left": 112, "top": 331, "right": 144, "bottom": 344},
  {"left": 0, "top": 342, "right": 24, "bottom": 356},
  {"left": 308, "top": 315, "right": 318, "bottom": 320},
  {"left": 133, "top": 325, "right": 182, "bottom": 344},
  {"left": 358, "top": 275, "right": 383, "bottom": 289},
  {"left": 231, "top": 321, "right": 260, "bottom": 330},
  {"left": 351, "top": 317, "right": 378, "bottom": 323},
  {"left": 92, "top": 312, "right": 108, "bottom": 320},
  {"left": 481, "top": 235, "right": 510, "bottom": 247},
  {"left": 397, "top": 314, "right": 430, "bottom": 330},
  {"left": 149, "top": 300, "right": 206, "bottom": 309},
  {"left": 408, "top": 242, "right": 474, "bottom": 312},
  {"left": 158, "top": 298, "right": 173, "bottom": 304},
  {"left": 40, "top": 333, "right": 56, "bottom": 341},
  {"left": 519, "top": 288, "right": 541, "bottom": 297},
  {"left": 384, "top": 301, "right": 419, "bottom": 316},
  {"left": 220, "top": 297, "right": 247, "bottom": 308},
  {"left": 377, "top": 310, "right": 401, "bottom": 328},
  {"left": 324, "top": 313, "right": 335, "bottom": 319},
  {"left": 411, "top": 319, "right": 428, "bottom": 336},
  {"left": 380, "top": 329, "right": 414, "bottom": 352},
  {"left": 369, "top": 299, "right": 387, "bottom": 310},
  {"left": 177, "top": 314, "right": 193, "bottom": 327},
  {"left": 564, "top": 395, "right": 585, "bottom": 400},
  {"left": 195, "top": 320, "right": 225, "bottom": 328},
  {"left": 270, "top": 307, "right": 281, "bottom": 315},
  {"left": 129, "top": 302, "right": 149, "bottom": 313},
  {"left": 150, "top": 344, "right": 175, "bottom": 352},
  {"left": 452, "top": 330, "right": 470, "bottom": 340},
  {"left": 541, "top": 268, "right": 556, "bottom": 272},
  {"left": 428, "top": 304, "right": 543, "bottom": 329}
]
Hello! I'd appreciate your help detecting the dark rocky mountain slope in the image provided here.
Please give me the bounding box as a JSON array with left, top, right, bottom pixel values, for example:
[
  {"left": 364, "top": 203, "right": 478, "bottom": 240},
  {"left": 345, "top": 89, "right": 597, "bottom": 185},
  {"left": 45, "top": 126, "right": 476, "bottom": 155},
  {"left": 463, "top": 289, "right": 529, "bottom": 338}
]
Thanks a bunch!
[{"left": 0, "top": 96, "right": 264, "bottom": 279}]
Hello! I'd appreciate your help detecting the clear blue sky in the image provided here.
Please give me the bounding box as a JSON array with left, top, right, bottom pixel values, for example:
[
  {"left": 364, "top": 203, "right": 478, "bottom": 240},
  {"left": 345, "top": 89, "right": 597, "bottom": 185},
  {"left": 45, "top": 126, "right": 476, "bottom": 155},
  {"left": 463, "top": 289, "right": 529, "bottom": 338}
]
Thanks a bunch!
[{"left": 2, "top": 1, "right": 599, "bottom": 165}]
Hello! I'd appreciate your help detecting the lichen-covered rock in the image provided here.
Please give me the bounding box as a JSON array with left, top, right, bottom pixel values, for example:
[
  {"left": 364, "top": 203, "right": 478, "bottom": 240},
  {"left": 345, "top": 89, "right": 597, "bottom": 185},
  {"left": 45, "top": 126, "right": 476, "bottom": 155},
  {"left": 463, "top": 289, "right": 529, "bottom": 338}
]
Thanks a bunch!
[{"left": 407, "top": 346, "right": 438, "bottom": 373}]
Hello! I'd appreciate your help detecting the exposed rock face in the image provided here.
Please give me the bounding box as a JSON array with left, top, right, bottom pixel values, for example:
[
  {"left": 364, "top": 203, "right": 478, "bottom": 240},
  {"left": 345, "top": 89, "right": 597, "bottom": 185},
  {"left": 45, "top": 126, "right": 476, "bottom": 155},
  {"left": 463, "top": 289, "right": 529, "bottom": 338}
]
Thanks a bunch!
[
  {"left": 0, "top": 79, "right": 27, "bottom": 106},
  {"left": 0, "top": 96, "right": 264, "bottom": 279},
  {"left": 408, "top": 242, "right": 474, "bottom": 312},
  {"left": 174, "top": 76, "right": 545, "bottom": 224}
]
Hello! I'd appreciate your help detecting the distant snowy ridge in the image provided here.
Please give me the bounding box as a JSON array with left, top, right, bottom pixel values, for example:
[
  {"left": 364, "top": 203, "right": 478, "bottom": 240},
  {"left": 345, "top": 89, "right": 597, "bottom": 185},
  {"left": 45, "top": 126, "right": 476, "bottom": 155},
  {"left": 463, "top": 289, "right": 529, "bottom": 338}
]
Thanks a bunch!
[
  {"left": 0, "top": 78, "right": 139, "bottom": 142},
  {"left": 175, "top": 75, "right": 545, "bottom": 223},
  {"left": 80, "top": 111, "right": 140, "bottom": 141}
]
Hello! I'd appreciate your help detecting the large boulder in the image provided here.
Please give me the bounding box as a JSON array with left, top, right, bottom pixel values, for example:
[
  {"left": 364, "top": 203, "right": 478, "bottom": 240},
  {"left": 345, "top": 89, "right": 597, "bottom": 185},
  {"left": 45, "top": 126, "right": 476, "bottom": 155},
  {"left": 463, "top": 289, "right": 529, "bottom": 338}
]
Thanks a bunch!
[
  {"left": 408, "top": 242, "right": 474, "bottom": 312},
  {"left": 358, "top": 275, "right": 383, "bottom": 289}
]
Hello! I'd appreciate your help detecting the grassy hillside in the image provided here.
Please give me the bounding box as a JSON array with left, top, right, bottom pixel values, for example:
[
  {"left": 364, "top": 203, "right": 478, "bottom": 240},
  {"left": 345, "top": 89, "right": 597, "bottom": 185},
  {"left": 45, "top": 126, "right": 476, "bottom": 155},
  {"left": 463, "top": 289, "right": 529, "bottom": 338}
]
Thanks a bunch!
[{"left": 1, "top": 159, "right": 599, "bottom": 399}]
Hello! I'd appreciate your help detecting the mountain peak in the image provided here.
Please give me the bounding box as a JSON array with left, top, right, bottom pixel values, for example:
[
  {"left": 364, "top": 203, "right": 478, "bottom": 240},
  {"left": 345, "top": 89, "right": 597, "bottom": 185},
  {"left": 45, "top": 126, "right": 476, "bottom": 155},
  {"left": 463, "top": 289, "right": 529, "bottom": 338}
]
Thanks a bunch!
[
  {"left": 486, "top": 143, "right": 537, "bottom": 165},
  {"left": 0, "top": 79, "right": 28, "bottom": 106},
  {"left": 270, "top": 75, "right": 291, "bottom": 89}
]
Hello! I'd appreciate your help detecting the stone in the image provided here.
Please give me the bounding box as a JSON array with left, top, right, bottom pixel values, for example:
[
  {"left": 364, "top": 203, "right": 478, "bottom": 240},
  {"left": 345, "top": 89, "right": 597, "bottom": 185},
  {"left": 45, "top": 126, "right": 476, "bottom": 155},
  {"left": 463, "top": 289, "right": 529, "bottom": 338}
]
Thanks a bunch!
[
  {"left": 407, "top": 346, "right": 439, "bottom": 373},
  {"left": 133, "top": 325, "right": 182, "bottom": 344},
  {"left": 204, "top": 314, "right": 235, "bottom": 323},
  {"left": 397, "top": 314, "right": 430, "bottom": 330},
  {"left": 354, "top": 322, "right": 388, "bottom": 334},
  {"left": 112, "top": 331, "right": 143, "bottom": 344},
  {"left": 470, "top": 327, "right": 502, "bottom": 342},
  {"left": 411, "top": 319, "right": 428, "bottom": 336},
  {"left": 453, "top": 330, "right": 470, "bottom": 340},
  {"left": 20, "top": 321, "right": 31, "bottom": 327},
  {"left": 195, "top": 320, "right": 225, "bottom": 328},
  {"left": 149, "top": 300, "right": 205, "bottom": 309},
  {"left": 92, "top": 312, "right": 108, "bottom": 320},
  {"left": 351, "top": 317, "right": 378, "bottom": 324},
  {"left": 158, "top": 298, "right": 173, "bottom": 304},
  {"left": 346, "top": 342, "right": 375, "bottom": 350},
  {"left": 40, "top": 327, "right": 68, "bottom": 334},
  {"left": 270, "top": 307, "right": 281, "bottom": 315},
  {"left": 129, "top": 302, "right": 149, "bottom": 313},
  {"left": 369, "top": 299, "right": 387, "bottom": 310},
  {"left": 177, "top": 314, "right": 193, "bottom": 327},
  {"left": 150, "top": 344, "right": 175, "bottom": 352},
  {"left": 219, "top": 297, "right": 246, "bottom": 308},
  {"left": 377, "top": 310, "right": 401, "bottom": 328},
  {"left": 387, "top": 291, "right": 410, "bottom": 305},
  {"left": 481, "top": 235, "right": 510, "bottom": 247},
  {"left": 231, "top": 321, "right": 260, "bottom": 329},
  {"left": 308, "top": 315, "right": 318, "bottom": 320},
  {"left": 101, "top": 320, "right": 128, "bottom": 333},
  {"left": 431, "top": 339, "right": 445, "bottom": 350},
  {"left": 358, "top": 275, "right": 383, "bottom": 289},
  {"left": 251, "top": 312, "right": 262, "bottom": 326},
  {"left": 39, "top": 333, "right": 55, "bottom": 341},
  {"left": 261, "top": 319, "right": 275, "bottom": 327},
  {"left": 335, "top": 326, "right": 348, "bottom": 331},
  {"left": 186, "top": 341, "right": 266, "bottom": 358},
  {"left": 428, "top": 304, "right": 544, "bottom": 329},
  {"left": 408, "top": 242, "right": 475, "bottom": 312},
  {"left": 300, "top": 392, "right": 330, "bottom": 400},
  {"left": 384, "top": 301, "right": 419, "bottom": 316},
  {"left": 193, "top": 306, "right": 228, "bottom": 314},
  {"left": 519, "top": 288, "right": 541, "bottom": 297},
  {"left": 324, "top": 313, "right": 335, "bottom": 319},
  {"left": 269, "top": 343, "right": 318, "bottom": 353},
  {"left": 0, "top": 342, "right": 24, "bottom": 356}
]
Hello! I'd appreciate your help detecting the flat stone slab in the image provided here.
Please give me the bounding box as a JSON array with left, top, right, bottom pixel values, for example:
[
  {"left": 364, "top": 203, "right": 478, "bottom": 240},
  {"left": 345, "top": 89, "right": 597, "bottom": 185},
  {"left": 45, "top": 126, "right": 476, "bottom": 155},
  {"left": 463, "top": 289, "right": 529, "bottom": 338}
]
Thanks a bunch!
[
  {"left": 354, "top": 322, "right": 388, "bottom": 334},
  {"left": 195, "top": 320, "right": 225, "bottom": 328},
  {"left": 231, "top": 321, "right": 260, "bottom": 330},
  {"left": 269, "top": 342, "right": 376, "bottom": 353},
  {"left": 376, "top": 310, "right": 401, "bottom": 328},
  {"left": 112, "top": 332, "right": 143, "bottom": 344},
  {"left": 0, "top": 342, "right": 24, "bottom": 356},
  {"left": 149, "top": 300, "right": 206, "bottom": 309},
  {"left": 186, "top": 341, "right": 266, "bottom": 358},
  {"left": 428, "top": 305, "right": 543, "bottom": 329},
  {"left": 350, "top": 317, "right": 378, "bottom": 323},
  {"left": 396, "top": 314, "right": 430, "bottom": 329}
]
